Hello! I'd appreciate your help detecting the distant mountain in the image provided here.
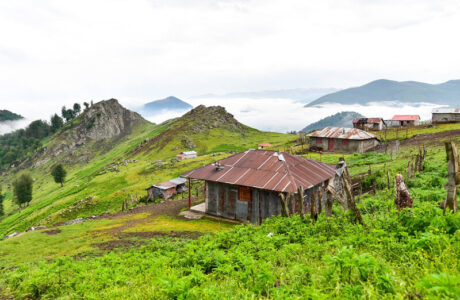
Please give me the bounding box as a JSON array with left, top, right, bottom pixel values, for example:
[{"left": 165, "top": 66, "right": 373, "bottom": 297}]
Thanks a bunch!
[
  {"left": 301, "top": 111, "right": 364, "bottom": 133},
  {"left": 143, "top": 96, "right": 192, "bottom": 114},
  {"left": 193, "top": 88, "right": 339, "bottom": 102},
  {"left": 0, "top": 110, "right": 23, "bottom": 122},
  {"left": 305, "top": 79, "right": 460, "bottom": 107}
]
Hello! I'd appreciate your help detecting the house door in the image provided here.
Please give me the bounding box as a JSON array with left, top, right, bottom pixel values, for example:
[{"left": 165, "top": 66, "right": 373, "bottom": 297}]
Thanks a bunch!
[{"left": 328, "top": 139, "right": 334, "bottom": 151}]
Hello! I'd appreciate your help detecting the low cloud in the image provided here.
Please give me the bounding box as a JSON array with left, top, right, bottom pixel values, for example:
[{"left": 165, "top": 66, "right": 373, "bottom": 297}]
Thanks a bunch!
[
  {"left": 0, "top": 119, "right": 30, "bottom": 135},
  {"left": 143, "top": 98, "right": 443, "bottom": 133}
]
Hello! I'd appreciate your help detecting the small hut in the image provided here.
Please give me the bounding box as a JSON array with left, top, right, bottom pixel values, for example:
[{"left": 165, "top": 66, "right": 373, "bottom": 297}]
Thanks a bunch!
[
  {"left": 176, "top": 151, "right": 197, "bottom": 160},
  {"left": 146, "top": 178, "right": 188, "bottom": 201},
  {"left": 258, "top": 142, "right": 273, "bottom": 149},
  {"left": 352, "top": 118, "right": 386, "bottom": 131}
]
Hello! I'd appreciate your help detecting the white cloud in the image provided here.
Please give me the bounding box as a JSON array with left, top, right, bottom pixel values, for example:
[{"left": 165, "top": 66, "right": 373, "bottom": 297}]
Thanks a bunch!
[
  {"left": 144, "top": 97, "right": 442, "bottom": 133},
  {"left": 0, "top": 0, "right": 459, "bottom": 119}
]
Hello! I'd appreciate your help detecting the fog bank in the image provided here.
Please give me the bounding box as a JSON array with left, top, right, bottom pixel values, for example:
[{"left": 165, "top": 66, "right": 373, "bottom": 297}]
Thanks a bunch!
[{"left": 144, "top": 98, "right": 442, "bottom": 133}]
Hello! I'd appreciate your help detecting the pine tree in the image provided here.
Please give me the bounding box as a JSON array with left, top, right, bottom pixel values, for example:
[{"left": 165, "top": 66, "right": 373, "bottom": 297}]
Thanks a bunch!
[
  {"left": 50, "top": 114, "right": 64, "bottom": 133},
  {"left": 73, "top": 103, "right": 81, "bottom": 115},
  {"left": 13, "top": 173, "right": 33, "bottom": 210},
  {"left": 51, "top": 164, "right": 67, "bottom": 187}
]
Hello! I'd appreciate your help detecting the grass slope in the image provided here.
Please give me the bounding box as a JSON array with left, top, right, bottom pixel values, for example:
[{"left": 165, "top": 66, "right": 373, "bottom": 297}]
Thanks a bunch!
[
  {"left": 0, "top": 131, "right": 459, "bottom": 299},
  {"left": 0, "top": 107, "right": 293, "bottom": 237}
]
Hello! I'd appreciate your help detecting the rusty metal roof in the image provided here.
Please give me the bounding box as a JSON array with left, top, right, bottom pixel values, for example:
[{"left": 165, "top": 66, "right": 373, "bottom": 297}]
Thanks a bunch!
[
  {"left": 391, "top": 115, "right": 420, "bottom": 121},
  {"left": 432, "top": 108, "right": 460, "bottom": 114},
  {"left": 180, "top": 150, "right": 335, "bottom": 193},
  {"left": 352, "top": 118, "right": 384, "bottom": 124},
  {"left": 307, "top": 127, "right": 377, "bottom": 140}
]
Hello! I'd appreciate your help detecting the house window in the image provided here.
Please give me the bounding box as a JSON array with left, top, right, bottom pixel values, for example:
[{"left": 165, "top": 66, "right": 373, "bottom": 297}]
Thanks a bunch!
[
  {"left": 238, "top": 186, "right": 251, "bottom": 202},
  {"left": 342, "top": 139, "right": 349, "bottom": 146},
  {"left": 316, "top": 138, "right": 322, "bottom": 145}
]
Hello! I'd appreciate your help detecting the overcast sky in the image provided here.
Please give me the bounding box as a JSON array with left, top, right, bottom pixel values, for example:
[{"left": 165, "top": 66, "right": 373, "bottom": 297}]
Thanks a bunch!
[{"left": 1, "top": 0, "right": 460, "bottom": 119}]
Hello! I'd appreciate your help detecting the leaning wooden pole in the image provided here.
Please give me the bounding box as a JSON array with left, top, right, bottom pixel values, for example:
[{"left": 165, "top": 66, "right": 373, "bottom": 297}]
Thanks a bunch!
[
  {"left": 297, "top": 186, "right": 305, "bottom": 219},
  {"left": 342, "top": 160, "right": 363, "bottom": 225},
  {"left": 444, "top": 141, "right": 459, "bottom": 214},
  {"left": 188, "top": 178, "right": 191, "bottom": 209}
]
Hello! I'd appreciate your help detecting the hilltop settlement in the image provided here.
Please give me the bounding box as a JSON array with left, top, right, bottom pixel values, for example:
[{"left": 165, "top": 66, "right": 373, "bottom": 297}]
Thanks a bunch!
[{"left": 0, "top": 99, "right": 459, "bottom": 299}]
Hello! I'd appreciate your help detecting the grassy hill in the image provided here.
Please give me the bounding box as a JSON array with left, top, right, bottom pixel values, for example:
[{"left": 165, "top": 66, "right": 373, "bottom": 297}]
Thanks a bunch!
[
  {"left": 301, "top": 111, "right": 364, "bottom": 132},
  {"left": 0, "top": 123, "right": 459, "bottom": 299},
  {"left": 0, "top": 102, "right": 293, "bottom": 237},
  {"left": 306, "top": 79, "right": 460, "bottom": 107}
]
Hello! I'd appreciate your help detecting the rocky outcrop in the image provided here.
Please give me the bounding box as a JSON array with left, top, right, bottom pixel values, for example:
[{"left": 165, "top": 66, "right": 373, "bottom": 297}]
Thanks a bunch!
[{"left": 33, "top": 99, "right": 147, "bottom": 166}]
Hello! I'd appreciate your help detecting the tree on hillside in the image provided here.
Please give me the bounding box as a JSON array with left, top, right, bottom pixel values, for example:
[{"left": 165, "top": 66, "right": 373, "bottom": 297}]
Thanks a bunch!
[
  {"left": 26, "top": 120, "right": 50, "bottom": 139},
  {"left": 0, "top": 186, "right": 4, "bottom": 216},
  {"left": 83, "top": 102, "right": 90, "bottom": 111},
  {"left": 13, "top": 173, "right": 33, "bottom": 211},
  {"left": 61, "top": 106, "right": 76, "bottom": 123},
  {"left": 73, "top": 103, "right": 81, "bottom": 115},
  {"left": 50, "top": 114, "right": 64, "bottom": 133},
  {"left": 51, "top": 164, "right": 67, "bottom": 187}
]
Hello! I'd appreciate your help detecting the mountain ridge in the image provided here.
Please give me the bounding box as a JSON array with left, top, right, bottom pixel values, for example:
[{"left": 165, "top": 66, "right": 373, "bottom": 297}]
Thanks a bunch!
[
  {"left": 142, "top": 96, "right": 192, "bottom": 113},
  {"left": 0, "top": 110, "right": 23, "bottom": 122},
  {"left": 306, "top": 79, "right": 460, "bottom": 107},
  {"left": 301, "top": 111, "right": 364, "bottom": 132}
]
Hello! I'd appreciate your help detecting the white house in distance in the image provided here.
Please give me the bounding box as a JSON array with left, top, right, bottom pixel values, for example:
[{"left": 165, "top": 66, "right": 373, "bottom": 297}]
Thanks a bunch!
[
  {"left": 432, "top": 108, "right": 460, "bottom": 124},
  {"left": 176, "top": 151, "right": 197, "bottom": 160},
  {"left": 391, "top": 115, "right": 421, "bottom": 127}
]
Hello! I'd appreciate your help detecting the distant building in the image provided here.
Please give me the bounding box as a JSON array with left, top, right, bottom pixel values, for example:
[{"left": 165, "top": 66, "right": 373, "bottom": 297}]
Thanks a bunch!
[
  {"left": 181, "top": 150, "right": 335, "bottom": 224},
  {"left": 258, "top": 142, "right": 273, "bottom": 149},
  {"left": 391, "top": 115, "right": 420, "bottom": 127},
  {"left": 352, "top": 118, "right": 386, "bottom": 131},
  {"left": 307, "top": 127, "right": 380, "bottom": 153},
  {"left": 176, "top": 151, "right": 197, "bottom": 160},
  {"left": 432, "top": 108, "right": 460, "bottom": 124},
  {"left": 146, "top": 178, "right": 188, "bottom": 201}
]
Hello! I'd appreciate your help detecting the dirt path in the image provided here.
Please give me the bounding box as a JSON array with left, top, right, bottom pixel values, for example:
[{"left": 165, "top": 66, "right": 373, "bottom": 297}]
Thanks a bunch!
[{"left": 401, "top": 129, "right": 460, "bottom": 147}]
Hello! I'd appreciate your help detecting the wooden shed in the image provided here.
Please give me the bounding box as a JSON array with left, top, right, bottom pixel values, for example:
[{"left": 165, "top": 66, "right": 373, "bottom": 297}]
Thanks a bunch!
[
  {"left": 352, "top": 118, "right": 386, "bottom": 131},
  {"left": 176, "top": 151, "right": 197, "bottom": 160},
  {"left": 146, "top": 178, "right": 188, "bottom": 201},
  {"left": 181, "top": 150, "right": 335, "bottom": 224}
]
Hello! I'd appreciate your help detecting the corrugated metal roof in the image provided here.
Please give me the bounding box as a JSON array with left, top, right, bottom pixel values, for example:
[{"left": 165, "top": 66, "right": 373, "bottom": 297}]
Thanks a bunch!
[
  {"left": 352, "top": 118, "right": 384, "bottom": 124},
  {"left": 391, "top": 115, "right": 420, "bottom": 121},
  {"left": 151, "top": 178, "right": 187, "bottom": 190},
  {"left": 181, "top": 150, "right": 335, "bottom": 193},
  {"left": 432, "top": 108, "right": 460, "bottom": 114},
  {"left": 182, "top": 151, "right": 197, "bottom": 155},
  {"left": 306, "top": 127, "right": 377, "bottom": 140}
]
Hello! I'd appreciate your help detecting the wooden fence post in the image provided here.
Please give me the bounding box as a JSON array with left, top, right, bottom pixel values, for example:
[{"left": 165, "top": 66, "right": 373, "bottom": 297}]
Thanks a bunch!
[
  {"left": 310, "top": 190, "right": 318, "bottom": 221},
  {"left": 394, "top": 174, "right": 413, "bottom": 211},
  {"left": 387, "top": 170, "right": 391, "bottom": 190},
  {"left": 443, "top": 142, "right": 458, "bottom": 214},
  {"left": 279, "top": 193, "right": 290, "bottom": 217},
  {"left": 298, "top": 186, "right": 305, "bottom": 219}
]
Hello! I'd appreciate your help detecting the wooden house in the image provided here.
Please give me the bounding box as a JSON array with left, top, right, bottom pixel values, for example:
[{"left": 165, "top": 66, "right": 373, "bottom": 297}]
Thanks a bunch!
[
  {"left": 181, "top": 150, "right": 335, "bottom": 224},
  {"left": 146, "top": 178, "right": 188, "bottom": 200},
  {"left": 307, "top": 127, "right": 380, "bottom": 153},
  {"left": 352, "top": 118, "right": 385, "bottom": 131}
]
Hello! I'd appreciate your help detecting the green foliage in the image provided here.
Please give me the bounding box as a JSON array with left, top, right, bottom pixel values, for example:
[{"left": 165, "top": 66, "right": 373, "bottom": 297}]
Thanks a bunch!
[
  {"left": 0, "top": 186, "right": 4, "bottom": 216},
  {"left": 13, "top": 173, "right": 33, "bottom": 208},
  {"left": 51, "top": 164, "right": 67, "bottom": 187},
  {"left": 0, "top": 109, "right": 23, "bottom": 121},
  {"left": 50, "top": 113, "right": 64, "bottom": 133}
]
